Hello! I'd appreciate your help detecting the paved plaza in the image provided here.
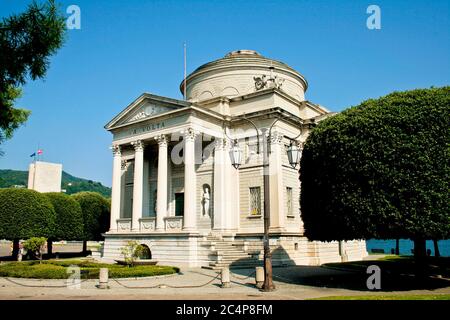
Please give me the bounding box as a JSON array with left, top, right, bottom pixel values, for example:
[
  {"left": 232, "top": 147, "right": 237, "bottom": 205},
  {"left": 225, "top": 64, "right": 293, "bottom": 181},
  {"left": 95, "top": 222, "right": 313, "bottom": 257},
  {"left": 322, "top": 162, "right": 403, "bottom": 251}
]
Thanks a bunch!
[
  {"left": 1, "top": 265, "right": 449, "bottom": 300},
  {"left": 1, "top": 242, "right": 448, "bottom": 300}
]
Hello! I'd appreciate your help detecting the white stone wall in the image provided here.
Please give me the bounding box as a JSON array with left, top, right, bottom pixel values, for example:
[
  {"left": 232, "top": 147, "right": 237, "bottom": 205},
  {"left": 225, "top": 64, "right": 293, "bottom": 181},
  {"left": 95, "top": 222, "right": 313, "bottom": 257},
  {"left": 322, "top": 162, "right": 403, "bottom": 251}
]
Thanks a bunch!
[
  {"left": 103, "top": 234, "right": 211, "bottom": 267},
  {"left": 103, "top": 234, "right": 368, "bottom": 268},
  {"left": 238, "top": 167, "right": 265, "bottom": 233},
  {"left": 27, "top": 161, "right": 62, "bottom": 193}
]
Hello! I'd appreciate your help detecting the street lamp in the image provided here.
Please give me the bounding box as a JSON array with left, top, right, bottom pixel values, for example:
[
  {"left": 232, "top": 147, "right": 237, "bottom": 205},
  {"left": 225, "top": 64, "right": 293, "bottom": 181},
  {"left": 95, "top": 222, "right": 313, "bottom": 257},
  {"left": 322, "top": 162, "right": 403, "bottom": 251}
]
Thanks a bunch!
[
  {"left": 230, "top": 139, "right": 243, "bottom": 169},
  {"left": 286, "top": 141, "right": 303, "bottom": 169},
  {"left": 225, "top": 115, "right": 303, "bottom": 292}
]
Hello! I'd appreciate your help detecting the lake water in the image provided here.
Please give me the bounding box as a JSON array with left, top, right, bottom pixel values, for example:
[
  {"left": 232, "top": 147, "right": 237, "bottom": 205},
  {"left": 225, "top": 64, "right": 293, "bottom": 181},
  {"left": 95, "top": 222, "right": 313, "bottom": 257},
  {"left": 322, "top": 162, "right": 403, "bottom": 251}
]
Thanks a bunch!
[{"left": 366, "top": 239, "right": 450, "bottom": 256}]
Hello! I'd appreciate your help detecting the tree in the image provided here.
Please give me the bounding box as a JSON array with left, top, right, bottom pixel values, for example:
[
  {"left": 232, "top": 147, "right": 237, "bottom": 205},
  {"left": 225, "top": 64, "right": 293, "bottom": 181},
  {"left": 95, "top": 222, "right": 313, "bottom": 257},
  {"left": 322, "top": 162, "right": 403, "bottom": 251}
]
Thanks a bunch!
[
  {"left": 0, "top": 188, "right": 56, "bottom": 259},
  {"left": 44, "top": 192, "right": 84, "bottom": 256},
  {"left": 23, "top": 237, "right": 47, "bottom": 263},
  {"left": 433, "top": 239, "right": 440, "bottom": 257},
  {"left": 300, "top": 87, "right": 450, "bottom": 266},
  {"left": 0, "top": 0, "right": 66, "bottom": 149},
  {"left": 71, "top": 192, "right": 110, "bottom": 253}
]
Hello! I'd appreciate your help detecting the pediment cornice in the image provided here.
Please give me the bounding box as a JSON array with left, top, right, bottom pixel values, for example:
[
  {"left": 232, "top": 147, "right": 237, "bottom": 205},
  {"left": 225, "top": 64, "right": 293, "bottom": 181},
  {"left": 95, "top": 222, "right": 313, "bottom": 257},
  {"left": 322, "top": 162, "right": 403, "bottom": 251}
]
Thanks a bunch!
[{"left": 105, "top": 93, "right": 191, "bottom": 130}]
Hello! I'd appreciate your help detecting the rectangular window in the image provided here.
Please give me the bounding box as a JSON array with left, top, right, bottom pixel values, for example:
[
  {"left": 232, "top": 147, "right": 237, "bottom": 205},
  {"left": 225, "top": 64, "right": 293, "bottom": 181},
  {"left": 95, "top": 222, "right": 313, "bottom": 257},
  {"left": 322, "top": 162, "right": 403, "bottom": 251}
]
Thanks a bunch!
[
  {"left": 286, "top": 187, "right": 293, "bottom": 216},
  {"left": 175, "top": 193, "right": 184, "bottom": 216},
  {"left": 249, "top": 187, "right": 261, "bottom": 216}
]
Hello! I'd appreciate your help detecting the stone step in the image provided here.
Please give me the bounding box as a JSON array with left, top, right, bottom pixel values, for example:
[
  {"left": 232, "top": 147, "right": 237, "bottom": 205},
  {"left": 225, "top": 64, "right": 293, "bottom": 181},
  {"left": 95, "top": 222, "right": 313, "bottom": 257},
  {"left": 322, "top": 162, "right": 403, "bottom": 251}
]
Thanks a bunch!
[
  {"left": 217, "top": 255, "right": 251, "bottom": 259},
  {"left": 202, "top": 264, "right": 260, "bottom": 270},
  {"left": 208, "top": 261, "right": 262, "bottom": 269},
  {"left": 210, "top": 257, "right": 261, "bottom": 264},
  {"left": 216, "top": 254, "right": 252, "bottom": 259},
  {"left": 213, "top": 250, "right": 248, "bottom": 254}
]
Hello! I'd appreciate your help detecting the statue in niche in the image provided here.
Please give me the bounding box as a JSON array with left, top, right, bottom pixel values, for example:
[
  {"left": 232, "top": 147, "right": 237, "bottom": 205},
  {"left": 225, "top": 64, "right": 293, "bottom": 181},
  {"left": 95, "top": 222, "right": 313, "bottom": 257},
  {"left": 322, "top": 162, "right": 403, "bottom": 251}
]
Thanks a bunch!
[{"left": 202, "top": 184, "right": 211, "bottom": 217}]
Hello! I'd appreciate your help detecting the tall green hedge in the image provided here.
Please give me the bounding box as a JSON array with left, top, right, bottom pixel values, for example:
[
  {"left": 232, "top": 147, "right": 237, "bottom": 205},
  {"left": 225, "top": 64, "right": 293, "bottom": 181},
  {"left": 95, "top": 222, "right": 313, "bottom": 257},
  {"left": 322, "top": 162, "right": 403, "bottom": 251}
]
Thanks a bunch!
[
  {"left": 71, "top": 192, "right": 110, "bottom": 241},
  {"left": 0, "top": 188, "right": 56, "bottom": 239},
  {"left": 300, "top": 87, "right": 450, "bottom": 243},
  {"left": 45, "top": 192, "right": 83, "bottom": 241}
]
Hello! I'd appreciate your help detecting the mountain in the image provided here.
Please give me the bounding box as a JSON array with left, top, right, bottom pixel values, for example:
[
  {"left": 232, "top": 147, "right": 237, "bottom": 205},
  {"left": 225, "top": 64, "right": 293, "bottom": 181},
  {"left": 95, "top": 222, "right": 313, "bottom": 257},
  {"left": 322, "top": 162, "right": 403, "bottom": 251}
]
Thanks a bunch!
[{"left": 0, "top": 169, "right": 111, "bottom": 197}]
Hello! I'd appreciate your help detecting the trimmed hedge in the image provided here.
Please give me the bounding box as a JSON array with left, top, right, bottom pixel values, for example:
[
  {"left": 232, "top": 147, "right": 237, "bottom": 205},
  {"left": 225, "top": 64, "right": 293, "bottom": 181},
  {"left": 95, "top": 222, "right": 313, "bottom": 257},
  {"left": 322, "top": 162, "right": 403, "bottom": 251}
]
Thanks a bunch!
[
  {"left": 0, "top": 188, "right": 56, "bottom": 240},
  {"left": 71, "top": 192, "right": 110, "bottom": 241},
  {"left": 0, "top": 260, "right": 179, "bottom": 279},
  {"left": 45, "top": 192, "right": 83, "bottom": 241},
  {"left": 300, "top": 87, "right": 450, "bottom": 242}
]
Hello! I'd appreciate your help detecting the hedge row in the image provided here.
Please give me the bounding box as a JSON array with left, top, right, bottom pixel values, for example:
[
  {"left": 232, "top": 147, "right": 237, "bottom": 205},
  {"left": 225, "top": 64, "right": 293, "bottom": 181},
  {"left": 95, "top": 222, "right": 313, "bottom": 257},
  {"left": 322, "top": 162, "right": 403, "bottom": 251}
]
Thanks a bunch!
[{"left": 0, "top": 189, "right": 110, "bottom": 242}]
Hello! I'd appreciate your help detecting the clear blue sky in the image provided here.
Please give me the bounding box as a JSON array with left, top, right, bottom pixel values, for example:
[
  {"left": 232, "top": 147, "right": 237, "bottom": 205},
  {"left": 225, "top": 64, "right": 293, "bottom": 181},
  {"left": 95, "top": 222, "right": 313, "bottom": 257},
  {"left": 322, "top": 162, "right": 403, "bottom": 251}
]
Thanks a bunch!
[{"left": 0, "top": 0, "right": 449, "bottom": 187}]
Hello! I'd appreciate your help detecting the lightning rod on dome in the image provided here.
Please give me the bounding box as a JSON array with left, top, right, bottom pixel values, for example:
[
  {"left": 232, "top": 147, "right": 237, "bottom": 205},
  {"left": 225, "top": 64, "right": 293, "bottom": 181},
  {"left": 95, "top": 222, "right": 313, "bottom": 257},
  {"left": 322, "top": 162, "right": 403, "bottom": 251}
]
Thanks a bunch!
[{"left": 183, "top": 42, "right": 187, "bottom": 100}]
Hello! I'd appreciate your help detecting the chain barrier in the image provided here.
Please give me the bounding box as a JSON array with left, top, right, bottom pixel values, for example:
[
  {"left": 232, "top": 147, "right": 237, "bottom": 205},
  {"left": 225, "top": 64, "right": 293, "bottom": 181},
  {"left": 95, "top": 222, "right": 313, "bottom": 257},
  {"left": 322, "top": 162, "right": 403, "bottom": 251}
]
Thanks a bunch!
[
  {"left": 110, "top": 272, "right": 221, "bottom": 289},
  {"left": 3, "top": 277, "right": 91, "bottom": 288},
  {"left": 229, "top": 270, "right": 256, "bottom": 281},
  {"left": 2, "top": 268, "right": 262, "bottom": 289},
  {"left": 1, "top": 272, "right": 222, "bottom": 289}
]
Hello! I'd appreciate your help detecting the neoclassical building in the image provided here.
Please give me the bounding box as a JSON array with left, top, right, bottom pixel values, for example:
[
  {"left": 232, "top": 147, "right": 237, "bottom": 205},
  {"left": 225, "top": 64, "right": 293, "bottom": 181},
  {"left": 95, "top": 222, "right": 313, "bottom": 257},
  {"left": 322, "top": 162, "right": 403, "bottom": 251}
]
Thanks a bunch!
[{"left": 103, "top": 50, "right": 367, "bottom": 267}]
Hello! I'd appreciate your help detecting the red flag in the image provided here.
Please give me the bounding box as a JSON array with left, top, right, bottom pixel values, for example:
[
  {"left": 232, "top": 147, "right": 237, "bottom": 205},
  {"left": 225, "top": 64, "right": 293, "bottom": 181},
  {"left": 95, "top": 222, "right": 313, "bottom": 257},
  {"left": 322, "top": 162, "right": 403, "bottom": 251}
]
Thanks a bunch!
[{"left": 37, "top": 149, "right": 43, "bottom": 155}]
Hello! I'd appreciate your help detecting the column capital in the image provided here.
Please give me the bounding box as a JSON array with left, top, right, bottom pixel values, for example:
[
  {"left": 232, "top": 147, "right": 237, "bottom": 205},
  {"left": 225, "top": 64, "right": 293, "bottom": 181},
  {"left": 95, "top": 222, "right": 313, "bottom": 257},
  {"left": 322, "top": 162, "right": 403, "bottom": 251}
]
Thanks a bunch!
[
  {"left": 155, "top": 134, "right": 168, "bottom": 146},
  {"left": 269, "top": 131, "right": 284, "bottom": 145},
  {"left": 131, "top": 140, "right": 144, "bottom": 152},
  {"left": 182, "top": 127, "right": 198, "bottom": 141},
  {"left": 111, "top": 144, "right": 121, "bottom": 156},
  {"left": 214, "top": 138, "right": 231, "bottom": 151}
]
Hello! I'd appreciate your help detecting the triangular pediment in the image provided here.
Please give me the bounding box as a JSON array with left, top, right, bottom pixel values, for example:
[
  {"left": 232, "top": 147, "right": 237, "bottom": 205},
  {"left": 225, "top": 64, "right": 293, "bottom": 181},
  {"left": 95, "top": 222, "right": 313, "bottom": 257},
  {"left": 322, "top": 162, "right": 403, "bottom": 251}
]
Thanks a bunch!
[{"left": 105, "top": 93, "right": 190, "bottom": 130}]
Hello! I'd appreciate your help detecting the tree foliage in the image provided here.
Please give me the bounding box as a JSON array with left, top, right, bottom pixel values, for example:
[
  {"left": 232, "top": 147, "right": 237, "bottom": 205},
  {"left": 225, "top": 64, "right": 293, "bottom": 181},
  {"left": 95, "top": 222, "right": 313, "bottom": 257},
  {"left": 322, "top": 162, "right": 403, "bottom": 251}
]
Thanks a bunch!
[
  {"left": 300, "top": 87, "right": 450, "bottom": 242},
  {"left": 23, "top": 236, "right": 47, "bottom": 262},
  {"left": 0, "top": 0, "right": 66, "bottom": 146},
  {"left": 0, "top": 188, "right": 56, "bottom": 239},
  {"left": 71, "top": 192, "right": 110, "bottom": 241},
  {"left": 45, "top": 192, "right": 84, "bottom": 241}
]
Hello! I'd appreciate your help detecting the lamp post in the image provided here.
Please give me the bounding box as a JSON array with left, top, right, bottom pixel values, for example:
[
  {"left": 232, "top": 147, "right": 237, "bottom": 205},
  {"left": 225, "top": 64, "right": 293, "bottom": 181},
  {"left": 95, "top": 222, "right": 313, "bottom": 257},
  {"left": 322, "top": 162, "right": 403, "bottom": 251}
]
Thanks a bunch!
[{"left": 226, "top": 115, "right": 303, "bottom": 292}]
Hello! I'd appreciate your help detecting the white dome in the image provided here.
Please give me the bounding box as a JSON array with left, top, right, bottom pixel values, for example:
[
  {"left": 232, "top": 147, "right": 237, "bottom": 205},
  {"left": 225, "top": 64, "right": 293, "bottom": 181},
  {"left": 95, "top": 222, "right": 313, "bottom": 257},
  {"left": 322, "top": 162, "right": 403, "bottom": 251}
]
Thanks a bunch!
[{"left": 180, "top": 50, "right": 308, "bottom": 102}]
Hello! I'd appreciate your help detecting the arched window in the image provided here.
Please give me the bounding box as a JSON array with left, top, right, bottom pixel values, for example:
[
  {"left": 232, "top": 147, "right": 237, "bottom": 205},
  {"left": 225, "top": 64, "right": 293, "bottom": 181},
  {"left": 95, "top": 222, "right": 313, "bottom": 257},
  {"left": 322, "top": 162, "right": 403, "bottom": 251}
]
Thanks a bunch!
[{"left": 137, "top": 244, "right": 152, "bottom": 259}]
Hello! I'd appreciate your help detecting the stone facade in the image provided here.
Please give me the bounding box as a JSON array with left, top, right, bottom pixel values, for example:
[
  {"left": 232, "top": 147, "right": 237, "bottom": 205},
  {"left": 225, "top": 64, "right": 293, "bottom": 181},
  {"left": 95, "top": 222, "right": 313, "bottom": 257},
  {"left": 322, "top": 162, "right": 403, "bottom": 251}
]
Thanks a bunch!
[
  {"left": 27, "top": 161, "right": 62, "bottom": 193},
  {"left": 103, "top": 50, "right": 368, "bottom": 267}
]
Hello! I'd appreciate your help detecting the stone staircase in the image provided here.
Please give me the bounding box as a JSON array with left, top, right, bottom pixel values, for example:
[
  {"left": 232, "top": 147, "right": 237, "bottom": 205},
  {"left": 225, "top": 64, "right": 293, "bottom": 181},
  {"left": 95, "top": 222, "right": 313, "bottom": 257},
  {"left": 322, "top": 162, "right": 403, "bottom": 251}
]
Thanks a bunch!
[{"left": 202, "top": 234, "right": 262, "bottom": 270}]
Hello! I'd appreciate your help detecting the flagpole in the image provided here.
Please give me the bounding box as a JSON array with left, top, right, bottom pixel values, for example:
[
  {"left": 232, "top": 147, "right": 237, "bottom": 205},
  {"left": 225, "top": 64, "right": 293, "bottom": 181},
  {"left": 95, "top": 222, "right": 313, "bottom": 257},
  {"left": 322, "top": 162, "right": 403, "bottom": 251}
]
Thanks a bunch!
[{"left": 183, "top": 41, "right": 187, "bottom": 100}]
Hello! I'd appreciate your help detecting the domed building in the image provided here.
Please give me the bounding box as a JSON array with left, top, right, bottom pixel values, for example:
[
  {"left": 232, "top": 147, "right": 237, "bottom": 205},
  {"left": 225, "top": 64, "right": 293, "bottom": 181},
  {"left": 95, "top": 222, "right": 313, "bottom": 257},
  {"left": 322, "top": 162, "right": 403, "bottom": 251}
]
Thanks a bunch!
[{"left": 103, "top": 50, "right": 367, "bottom": 267}]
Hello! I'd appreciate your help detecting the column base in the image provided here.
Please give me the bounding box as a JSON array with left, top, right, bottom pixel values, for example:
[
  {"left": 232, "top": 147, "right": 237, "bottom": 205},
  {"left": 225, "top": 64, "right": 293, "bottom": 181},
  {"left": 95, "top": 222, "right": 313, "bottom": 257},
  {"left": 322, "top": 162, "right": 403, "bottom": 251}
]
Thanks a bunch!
[{"left": 269, "top": 227, "right": 286, "bottom": 233}]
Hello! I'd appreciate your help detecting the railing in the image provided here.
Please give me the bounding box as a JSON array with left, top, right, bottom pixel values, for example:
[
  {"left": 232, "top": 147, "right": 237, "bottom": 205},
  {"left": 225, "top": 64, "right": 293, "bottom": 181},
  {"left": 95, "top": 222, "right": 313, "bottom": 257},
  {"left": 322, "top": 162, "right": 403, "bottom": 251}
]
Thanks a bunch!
[
  {"left": 116, "top": 218, "right": 132, "bottom": 232},
  {"left": 164, "top": 216, "right": 183, "bottom": 231},
  {"left": 115, "top": 216, "right": 184, "bottom": 232},
  {"left": 139, "top": 217, "right": 156, "bottom": 232}
]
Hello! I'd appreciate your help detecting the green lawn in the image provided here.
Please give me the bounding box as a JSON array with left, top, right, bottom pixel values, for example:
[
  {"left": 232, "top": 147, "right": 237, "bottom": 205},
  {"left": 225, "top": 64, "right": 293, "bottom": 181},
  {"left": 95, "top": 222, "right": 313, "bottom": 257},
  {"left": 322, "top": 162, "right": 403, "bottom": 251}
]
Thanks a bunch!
[
  {"left": 0, "top": 259, "right": 179, "bottom": 279},
  {"left": 310, "top": 294, "right": 450, "bottom": 300}
]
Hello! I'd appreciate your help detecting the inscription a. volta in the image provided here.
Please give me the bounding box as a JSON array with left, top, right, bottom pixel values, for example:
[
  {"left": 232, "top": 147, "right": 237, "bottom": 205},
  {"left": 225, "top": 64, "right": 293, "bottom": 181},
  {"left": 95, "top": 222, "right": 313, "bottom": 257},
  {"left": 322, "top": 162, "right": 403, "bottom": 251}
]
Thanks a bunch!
[{"left": 130, "top": 121, "right": 165, "bottom": 136}]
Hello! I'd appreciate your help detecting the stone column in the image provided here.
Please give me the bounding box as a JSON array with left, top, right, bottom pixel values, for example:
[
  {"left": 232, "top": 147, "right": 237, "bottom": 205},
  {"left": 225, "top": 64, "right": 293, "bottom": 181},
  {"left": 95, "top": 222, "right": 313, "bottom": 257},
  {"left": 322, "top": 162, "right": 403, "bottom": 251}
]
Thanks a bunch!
[
  {"left": 213, "top": 138, "right": 227, "bottom": 231},
  {"left": 183, "top": 128, "right": 197, "bottom": 231},
  {"left": 269, "top": 131, "right": 285, "bottom": 232},
  {"left": 155, "top": 134, "right": 168, "bottom": 231},
  {"left": 109, "top": 145, "right": 122, "bottom": 231},
  {"left": 131, "top": 140, "right": 144, "bottom": 231}
]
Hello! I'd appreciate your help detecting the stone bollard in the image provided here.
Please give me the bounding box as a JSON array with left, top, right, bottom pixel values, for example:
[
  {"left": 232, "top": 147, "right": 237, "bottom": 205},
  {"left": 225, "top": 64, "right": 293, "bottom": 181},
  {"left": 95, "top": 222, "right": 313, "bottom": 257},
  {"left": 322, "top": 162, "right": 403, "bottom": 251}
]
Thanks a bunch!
[
  {"left": 98, "top": 268, "right": 109, "bottom": 289},
  {"left": 221, "top": 268, "right": 230, "bottom": 288},
  {"left": 255, "top": 266, "right": 264, "bottom": 289}
]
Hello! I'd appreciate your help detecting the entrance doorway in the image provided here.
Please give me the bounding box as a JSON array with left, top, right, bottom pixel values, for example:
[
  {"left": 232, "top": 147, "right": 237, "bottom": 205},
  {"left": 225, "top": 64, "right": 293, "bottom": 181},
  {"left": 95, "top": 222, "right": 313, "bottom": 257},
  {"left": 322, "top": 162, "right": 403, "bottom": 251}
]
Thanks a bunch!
[{"left": 175, "top": 192, "right": 184, "bottom": 216}]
